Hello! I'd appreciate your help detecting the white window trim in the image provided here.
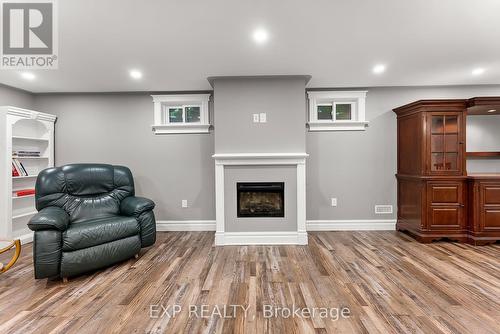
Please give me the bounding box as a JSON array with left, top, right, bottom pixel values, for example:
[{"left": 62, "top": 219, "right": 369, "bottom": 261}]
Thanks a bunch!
[
  {"left": 152, "top": 94, "right": 211, "bottom": 134},
  {"left": 307, "top": 91, "right": 368, "bottom": 131}
]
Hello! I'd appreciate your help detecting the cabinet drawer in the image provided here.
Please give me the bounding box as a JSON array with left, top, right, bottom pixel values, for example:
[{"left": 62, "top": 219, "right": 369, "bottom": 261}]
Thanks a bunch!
[
  {"left": 481, "top": 183, "right": 500, "bottom": 231},
  {"left": 429, "top": 206, "right": 463, "bottom": 229},
  {"left": 484, "top": 186, "right": 500, "bottom": 205},
  {"left": 484, "top": 210, "right": 500, "bottom": 230},
  {"left": 427, "top": 182, "right": 464, "bottom": 205}
]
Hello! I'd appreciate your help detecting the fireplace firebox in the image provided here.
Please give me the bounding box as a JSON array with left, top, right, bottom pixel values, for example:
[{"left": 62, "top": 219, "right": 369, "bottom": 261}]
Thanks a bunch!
[{"left": 237, "top": 182, "right": 285, "bottom": 218}]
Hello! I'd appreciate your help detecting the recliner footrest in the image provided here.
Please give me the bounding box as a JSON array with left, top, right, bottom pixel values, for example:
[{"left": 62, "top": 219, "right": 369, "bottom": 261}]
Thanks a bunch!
[{"left": 60, "top": 235, "right": 141, "bottom": 278}]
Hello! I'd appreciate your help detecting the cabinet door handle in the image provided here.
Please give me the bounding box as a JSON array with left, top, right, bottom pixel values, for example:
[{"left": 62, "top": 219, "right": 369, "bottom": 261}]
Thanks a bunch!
[{"left": 460, "top": 204, "right": 465, "bottom": 208}]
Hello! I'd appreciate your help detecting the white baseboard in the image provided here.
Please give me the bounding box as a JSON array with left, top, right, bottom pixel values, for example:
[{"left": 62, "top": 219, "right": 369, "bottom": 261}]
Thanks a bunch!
[
  {"left": 306, "top": 219, "right": 396, "bottom": 231},
  {"left": 19, "top": 220, "right": 394, "bottom": 246},
  {"left": 156, "top": 220, "right": 216, "bottom": 231},
  {"left": 215, "top": 231, "right": 308, "bottom": 245},
  {"left": 156, "top": 219, "right": 396, "bottom": 232}
]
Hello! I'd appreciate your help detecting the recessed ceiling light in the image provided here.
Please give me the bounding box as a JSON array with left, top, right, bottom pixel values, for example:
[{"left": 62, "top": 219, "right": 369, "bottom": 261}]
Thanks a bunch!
[
  {"left": 252, "top": 28, "right": 269, "bottom": 44},
  {"left": 20, "top": 72, "right": 35, "bottom": 80},
  {"left": 129, "top": 70, "right": 143, "bottom": 79},
  {"left": 372, "top": 64, "right": 386, "bottom": 74},
  {"left": 471, "top": 68, "right": 485, "bottom": 76},
  {"left": 487, "top": 109, "right": 496, "bottom": 113}
]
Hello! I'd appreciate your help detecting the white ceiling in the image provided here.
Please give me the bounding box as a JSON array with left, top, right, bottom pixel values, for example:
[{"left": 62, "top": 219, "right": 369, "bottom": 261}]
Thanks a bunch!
[{"left": 1, "top": 0, "right": 500, "bottom": 93}]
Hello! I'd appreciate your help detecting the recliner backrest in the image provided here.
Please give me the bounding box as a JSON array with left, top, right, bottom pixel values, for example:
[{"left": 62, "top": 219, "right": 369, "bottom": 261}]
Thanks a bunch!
[{"left": 35, "top": 164, "right": 135, "bottom": 223}]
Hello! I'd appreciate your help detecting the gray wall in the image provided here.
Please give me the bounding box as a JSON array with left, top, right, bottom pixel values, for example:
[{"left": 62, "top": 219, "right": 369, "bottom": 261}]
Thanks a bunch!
[
  {"left": 34, "top": 94, "right": 215, "bottom": 221},
  {"left": 0, "top": 84, "right": 34, "bottom": 109},
  {"left": 20, "top": 84, "right": 500, "bottom": 223},
  {"left": 213, "top": 77, "right": 307, "bottom": 153}
]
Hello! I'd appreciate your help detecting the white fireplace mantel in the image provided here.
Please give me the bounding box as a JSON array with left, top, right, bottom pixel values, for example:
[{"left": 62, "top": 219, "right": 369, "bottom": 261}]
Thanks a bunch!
[
  {"left": 213, "top": 152, "right": 308, "bottom": 165},
  {"left": 213, "top": 152, "right": 308, "bottom": 246}
]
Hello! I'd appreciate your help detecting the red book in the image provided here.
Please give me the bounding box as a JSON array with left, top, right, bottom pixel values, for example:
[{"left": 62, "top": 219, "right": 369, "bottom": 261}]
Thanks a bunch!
[
  {"left": 15, "top": 189, "right": 35, "bottom": 197},
  {"left": 12, "top": 163, "right": 19, "bottom": 177}
]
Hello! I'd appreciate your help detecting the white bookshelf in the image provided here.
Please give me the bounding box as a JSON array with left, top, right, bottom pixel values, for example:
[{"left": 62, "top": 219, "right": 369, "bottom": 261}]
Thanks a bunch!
[
  {"left": 12, "top": 135, "right": 50, "bottom": 141},
  {"left": 0, "top": 106, "right": 56, "bottom": 244}
]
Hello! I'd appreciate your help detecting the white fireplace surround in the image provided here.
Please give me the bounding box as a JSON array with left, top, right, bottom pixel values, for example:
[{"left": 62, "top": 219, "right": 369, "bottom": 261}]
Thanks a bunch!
[{"left": 213, "top": 153, "right": 308, "bottom": 245}]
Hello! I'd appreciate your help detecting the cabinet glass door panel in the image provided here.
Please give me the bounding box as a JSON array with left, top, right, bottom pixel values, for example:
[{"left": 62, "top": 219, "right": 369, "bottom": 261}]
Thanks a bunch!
[
  {"left": 431, "top": 116, "right": 444, "bottom": 134},
  {"left": 431, "top": 115, "right": 446, "bottom": 171},
  {"left": 432, "top": 153, "right": 445, "bottom": 171},
  {"left": 444, "top": 115, "right": 460, "bottom": 171},
  {"left": 429, "top": 114, "right": 461, "bottom": 173},
  {"left": 431, "top": 135, "right": 444, "bottom": 152},
  {"left": 445, "top": 153, "right": 459, "bottom": 171},
  {"left": 444, "top": 116, "right": 458, "bottom": 133},
  {"left": 445, "top": 134, "right": 459, "bottom": 152}
]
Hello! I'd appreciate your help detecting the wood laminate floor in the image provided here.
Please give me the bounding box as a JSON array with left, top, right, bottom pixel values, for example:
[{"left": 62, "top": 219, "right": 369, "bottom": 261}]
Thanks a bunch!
[{"left": 0, "top": 231, "right": 499, "bottom": 334}]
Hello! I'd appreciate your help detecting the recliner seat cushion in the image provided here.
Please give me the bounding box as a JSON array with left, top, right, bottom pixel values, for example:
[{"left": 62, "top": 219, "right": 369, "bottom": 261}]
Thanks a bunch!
[{"left": 62, "top": 216, "right": 139, "bottom": 251}]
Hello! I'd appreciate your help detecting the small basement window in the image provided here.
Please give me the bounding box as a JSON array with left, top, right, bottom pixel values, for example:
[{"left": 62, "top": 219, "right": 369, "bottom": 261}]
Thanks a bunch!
[
  {"left": 307, "top": 91, "right": 368, "bottom": 131},
  {"left": 152, "top": 94, "right": 211, "bottom": 134},
  {"left": 165, "top": 105, "right": 201, "bottom": 123}
]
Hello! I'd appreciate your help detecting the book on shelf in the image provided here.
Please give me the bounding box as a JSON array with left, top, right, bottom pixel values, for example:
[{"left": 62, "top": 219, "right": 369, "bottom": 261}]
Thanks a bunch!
[
  {"left": 19, "top": 159, "right": 28, "bottom": 175},
  {"left": 12, "top": 158, "right": 28, "bottom": 176},
  {"left": 13, "top": 189, "right": 35, "bottom": 197},
  {"left": 12, "top": 150, "right": 41, "bottom": 157},
  {"left": 12, "top": 162, "right": 19, "bottom": 177}
]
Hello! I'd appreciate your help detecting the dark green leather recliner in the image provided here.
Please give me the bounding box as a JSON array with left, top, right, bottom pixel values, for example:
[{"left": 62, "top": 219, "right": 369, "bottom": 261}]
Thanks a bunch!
[{"left": 28, "top": 164, "right": 156, "bottom": 279}]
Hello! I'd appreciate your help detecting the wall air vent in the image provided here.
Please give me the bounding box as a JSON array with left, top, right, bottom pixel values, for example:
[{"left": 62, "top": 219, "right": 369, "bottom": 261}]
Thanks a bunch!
[{"left": 375, "top": 205, "right": 393, "bottom": 214}]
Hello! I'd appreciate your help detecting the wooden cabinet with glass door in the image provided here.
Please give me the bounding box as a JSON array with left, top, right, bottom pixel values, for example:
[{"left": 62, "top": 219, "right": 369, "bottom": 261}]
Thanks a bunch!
[
  {"left": 394, "top": 100, "right": 468, "bottom": 242},
  {"left": 395, "top": 98, "right": 500, "bottom": 244}
]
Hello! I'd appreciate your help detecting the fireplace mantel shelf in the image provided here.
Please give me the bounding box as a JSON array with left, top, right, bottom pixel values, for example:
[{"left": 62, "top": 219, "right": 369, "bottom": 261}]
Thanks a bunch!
[{"left": 213, "top": 153, "right": 309, "bottom": 160}]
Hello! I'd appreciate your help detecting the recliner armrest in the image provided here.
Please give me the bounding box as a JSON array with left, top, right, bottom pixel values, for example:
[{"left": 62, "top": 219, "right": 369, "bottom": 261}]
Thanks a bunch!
[
  {"left": 120, "top": 196, "right": 155, "bottom": 217},
  {"left": 28, "top": 207, "right": 70, "bottom": 231}
]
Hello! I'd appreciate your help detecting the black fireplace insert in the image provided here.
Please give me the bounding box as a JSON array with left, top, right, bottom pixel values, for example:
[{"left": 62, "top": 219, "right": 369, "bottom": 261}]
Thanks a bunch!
[{"left": 237, "top": 182, "right": 285, "bottom": 218}]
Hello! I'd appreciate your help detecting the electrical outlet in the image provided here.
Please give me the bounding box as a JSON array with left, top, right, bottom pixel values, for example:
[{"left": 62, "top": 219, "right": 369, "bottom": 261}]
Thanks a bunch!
[
  {"left": 181, "top": 199, "right": 188, "bottom": 208},
  {"left": 259, "top": 112, "right": 267, "bottom": 123},
  {"left": 253, "top": 114, "right": 260, "bottom": 123},
  {"left": 331, "top": 198, "right": 337, "bottom": 207}
]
